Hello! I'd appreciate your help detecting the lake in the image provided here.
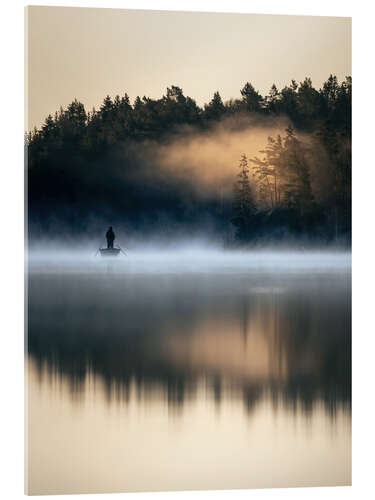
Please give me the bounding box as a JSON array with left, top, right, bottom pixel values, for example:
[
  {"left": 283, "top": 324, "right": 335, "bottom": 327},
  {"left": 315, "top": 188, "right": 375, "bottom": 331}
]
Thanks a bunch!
[{"left": 26, "top": 251, "right": 351, "bottom": 494}]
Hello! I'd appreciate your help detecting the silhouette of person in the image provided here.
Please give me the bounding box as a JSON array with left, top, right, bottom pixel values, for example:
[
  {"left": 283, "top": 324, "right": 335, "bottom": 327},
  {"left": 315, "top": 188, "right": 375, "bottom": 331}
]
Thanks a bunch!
[{"left": 106, "top": 226, "right": 115, "bottom": 249}]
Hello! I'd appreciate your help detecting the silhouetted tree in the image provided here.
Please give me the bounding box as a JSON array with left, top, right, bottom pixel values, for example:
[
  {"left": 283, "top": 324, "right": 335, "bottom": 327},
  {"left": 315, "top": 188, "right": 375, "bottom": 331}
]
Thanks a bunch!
[
  {"left": 266, "top": 84, "right": 281, "bottom": 114},
  {"left": 282, "top": 126, "right": 314, "bottom": 214},
  {"left": 240, "top": 82, "right": 264, "bottom": 113},
  {"left": 232, "top": 154, "right": 257, "bottom": 241},
  {"left": 204, "top": 91, "right": 226, "bottom": 121},
  {"left": 251, "top": 128, "right": 314, "bottom": 215}
]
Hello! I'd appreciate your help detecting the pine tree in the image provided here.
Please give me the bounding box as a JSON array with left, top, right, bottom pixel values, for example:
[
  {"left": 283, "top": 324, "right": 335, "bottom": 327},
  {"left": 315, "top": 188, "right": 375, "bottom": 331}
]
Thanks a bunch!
[
  {"left": 240, "top": 82, "right": 264, "bottom": 112},
  {"left": 282, "top": 126, "right": 314, "bottom": 215},
  {"left": 267, "top": 84, "right": 281, "bottom": 114},
  {"left": 204, "top": 91, "right": 226, "bottom": 120},
  {"left": 250, "top": 128, "right": 314, "bottom": 216},
  {"left": 232, "top": 154, "right": 257, "bottom": 242}
]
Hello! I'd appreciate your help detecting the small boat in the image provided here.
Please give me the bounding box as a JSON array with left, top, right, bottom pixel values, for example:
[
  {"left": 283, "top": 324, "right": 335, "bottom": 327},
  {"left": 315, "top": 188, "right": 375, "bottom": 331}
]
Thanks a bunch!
[{"left": 99, "top": 247, "right": 121, "bottom": 257}]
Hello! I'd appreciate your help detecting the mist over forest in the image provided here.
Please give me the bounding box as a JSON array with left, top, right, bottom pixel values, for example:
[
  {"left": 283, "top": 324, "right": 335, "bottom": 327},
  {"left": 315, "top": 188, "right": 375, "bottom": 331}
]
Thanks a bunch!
[{"left": 26, "top": 76, "right": 351, "bottom": 248}]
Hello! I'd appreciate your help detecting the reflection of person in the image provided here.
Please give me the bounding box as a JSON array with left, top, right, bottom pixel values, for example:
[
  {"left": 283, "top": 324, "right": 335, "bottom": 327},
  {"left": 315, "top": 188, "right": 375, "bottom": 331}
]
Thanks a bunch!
[{"left": 106, "top": 226, "right": 115, "bottom": 249}]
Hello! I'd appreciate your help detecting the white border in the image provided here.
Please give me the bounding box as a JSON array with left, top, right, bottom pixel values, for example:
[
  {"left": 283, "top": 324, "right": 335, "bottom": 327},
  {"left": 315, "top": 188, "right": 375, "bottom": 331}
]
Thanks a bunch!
[{"left": 1, "top": 1, "right": 374, "bottom": 499}]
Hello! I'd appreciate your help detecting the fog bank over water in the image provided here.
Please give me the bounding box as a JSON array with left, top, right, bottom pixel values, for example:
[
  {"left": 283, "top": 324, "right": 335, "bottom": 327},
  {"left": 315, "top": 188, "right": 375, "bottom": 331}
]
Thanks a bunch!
[{"left": 27, "top": 245, "right": 351, "bottom": 274}]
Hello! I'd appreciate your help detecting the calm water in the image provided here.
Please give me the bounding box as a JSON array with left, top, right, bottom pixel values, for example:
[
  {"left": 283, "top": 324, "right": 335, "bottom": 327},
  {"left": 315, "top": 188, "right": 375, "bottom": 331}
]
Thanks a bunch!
[{"left": 26, "top": 252, "right": 351, "bottom": 494}]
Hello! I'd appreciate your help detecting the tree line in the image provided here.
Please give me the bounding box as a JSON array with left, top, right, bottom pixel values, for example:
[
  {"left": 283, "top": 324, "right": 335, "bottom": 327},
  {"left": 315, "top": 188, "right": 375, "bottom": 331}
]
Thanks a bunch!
[{"left": 26, "top": 75, "right": 351, "bottom": 244}]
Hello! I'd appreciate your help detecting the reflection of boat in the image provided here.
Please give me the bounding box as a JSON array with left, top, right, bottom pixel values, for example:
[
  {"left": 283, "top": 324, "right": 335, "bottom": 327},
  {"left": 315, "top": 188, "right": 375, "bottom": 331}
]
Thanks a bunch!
[{"left": 99, "top": 247, "right": 121, "bottom": 257}]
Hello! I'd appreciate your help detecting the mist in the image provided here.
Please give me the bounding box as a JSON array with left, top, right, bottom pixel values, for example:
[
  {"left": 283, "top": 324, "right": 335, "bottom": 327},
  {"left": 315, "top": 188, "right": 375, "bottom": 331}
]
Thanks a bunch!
[
  {"left": 28, "top": 113, "right": 290, "bottom": 242},
  {"left": 28, "top": 112, "right": 332, "bottom": 248},
  {"left": 145, "top": 114, "right": 291, "bottom": 196}
]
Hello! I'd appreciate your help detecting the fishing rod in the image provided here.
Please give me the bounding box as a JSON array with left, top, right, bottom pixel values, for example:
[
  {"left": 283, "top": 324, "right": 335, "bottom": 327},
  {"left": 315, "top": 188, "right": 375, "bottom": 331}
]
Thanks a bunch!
[
  {"left": 117, "top": 239, "right": 128, "bottom": 251},
  {"left": 117, "top": 243, "right": 128, "bottom": 256}
]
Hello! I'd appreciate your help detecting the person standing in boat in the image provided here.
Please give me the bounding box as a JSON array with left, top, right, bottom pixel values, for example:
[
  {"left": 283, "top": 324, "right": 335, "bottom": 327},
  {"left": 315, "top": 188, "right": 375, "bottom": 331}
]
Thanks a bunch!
[{"left": 106, "top": 226, "right": 115, "bottom": 249}]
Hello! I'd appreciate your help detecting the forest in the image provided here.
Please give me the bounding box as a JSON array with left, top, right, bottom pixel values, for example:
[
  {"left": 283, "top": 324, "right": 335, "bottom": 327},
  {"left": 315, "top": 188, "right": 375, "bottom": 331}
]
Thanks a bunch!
[{"left": 26, "top": 75, "right": 351, "bottom": 246}]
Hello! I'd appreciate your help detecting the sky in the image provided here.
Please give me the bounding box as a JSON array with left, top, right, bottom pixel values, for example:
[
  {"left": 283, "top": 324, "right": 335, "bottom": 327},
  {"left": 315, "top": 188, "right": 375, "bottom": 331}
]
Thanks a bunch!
[{"left": 26, "top": 6, "right": 351, "bottom": 130}]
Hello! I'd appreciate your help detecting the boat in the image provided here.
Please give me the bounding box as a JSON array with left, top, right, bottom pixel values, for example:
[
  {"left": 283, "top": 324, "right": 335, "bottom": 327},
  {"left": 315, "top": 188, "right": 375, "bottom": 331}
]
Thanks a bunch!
[{"left": 99, "top": 247, "right": 121, "bottom": 257}]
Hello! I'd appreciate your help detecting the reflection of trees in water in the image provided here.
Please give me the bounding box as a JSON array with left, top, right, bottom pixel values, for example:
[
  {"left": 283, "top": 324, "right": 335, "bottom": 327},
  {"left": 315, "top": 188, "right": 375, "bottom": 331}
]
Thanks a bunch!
[{"left": 28, "top": 273, "right": 351, "bottom": 417}]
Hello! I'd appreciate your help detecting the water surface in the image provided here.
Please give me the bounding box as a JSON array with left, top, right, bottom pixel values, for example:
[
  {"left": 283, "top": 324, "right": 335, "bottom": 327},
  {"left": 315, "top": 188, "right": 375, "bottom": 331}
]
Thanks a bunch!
[{"left": 26, "top": 251, "right": 351, "bottom": 494}]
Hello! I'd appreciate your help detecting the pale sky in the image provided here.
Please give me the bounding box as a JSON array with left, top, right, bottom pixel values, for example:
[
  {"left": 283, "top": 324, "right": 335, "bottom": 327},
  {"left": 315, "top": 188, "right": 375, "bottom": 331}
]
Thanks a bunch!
[{"left": 26, "top": 6, "right": 351, "bottom": 130}]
